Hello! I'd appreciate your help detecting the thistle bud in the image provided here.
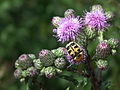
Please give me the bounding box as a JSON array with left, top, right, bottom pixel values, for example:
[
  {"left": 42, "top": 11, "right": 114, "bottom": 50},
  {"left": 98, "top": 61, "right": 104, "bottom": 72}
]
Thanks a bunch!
[
  {"left": 14, "top": 68, "right": 22, "bottom": 79},
  {"left": 92, "top": 5, "right": 104, "bottom": 12},
  {"left": 28, "top": 54, "right": 36, "bottom": 60},
  {"left": 105, "top": 11, "right": 114, "bottom": 20},
  {"left": 84, "top": 26, "right": 96, "bottom": 39},
  {"left": 64, "top": 9, "right": 75, "bottom": 16},
  {"left": 96, "top": 59, "right": 108, "bottom": 70},
  {"left": 27, "top": 67, "right": 37, "bottom": 77},
  {"left": 39, "top": 49, "right": 56, "bottom": 66},
  {"left": 108, "top": 38, "right": 119, "bottom": 49},
  {"left": 52, "top": 47, "right": 65, "bottom": 57},
  {"left": 52, "top": 16, "right": 61, "bottom": 27},
  {"left": 54, "top": 58, "right": 66, "bottom": 69},
  {"left": 44, "top": 66, "right": 56, "bottom": 78},
  {"left": 17, "top": 54, "right": 33, "bottom": 69},
  {"left": 96, "top": 41, "right": 111, "bottom": 58},
  {"left": 33, "top": 59, "right": 43, "bottom": 70}
]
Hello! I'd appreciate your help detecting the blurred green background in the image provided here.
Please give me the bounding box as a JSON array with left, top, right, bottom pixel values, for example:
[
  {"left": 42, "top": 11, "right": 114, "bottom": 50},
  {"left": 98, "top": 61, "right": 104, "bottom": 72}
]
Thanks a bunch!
[{"left": 0, "top": 0, "right": 120, "bottom": 90}]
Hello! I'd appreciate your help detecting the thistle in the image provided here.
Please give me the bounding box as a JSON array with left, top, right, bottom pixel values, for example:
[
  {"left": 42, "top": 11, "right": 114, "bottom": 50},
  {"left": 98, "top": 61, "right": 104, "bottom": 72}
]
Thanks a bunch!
[
  {"left": 54, "top": 58, "right": 66, "bottom": 69},
  {"left": 84, "top": 5, "right": 109, "bottom": 30},
  {"left": 27, "top": 67, "right": 38, "bottom": 77},
  {"left": 14, "top": 68, "right": 22, "bottom": 79},
  {"left": 108, "top": 38, "right": 119, "bottom": 49},
  {"left": 53, "top": 15, "right": 82, "bottom": 43},
  {"left": 44, "top": 66, "right": 56, "bottom": 78},
  {"left": 17, "top": 54, "right": 33, "bottom": 69},
  {"left": 33, "top": 59, "right": 43, "bottom": 70},
  {"left": 39, "top": 49, "right": 56, "bottom": 66},
  {"left": 51, "top": 47, "right": 65, "bottom": 57},
  {"left": 96, "top": 59, "right": 108, "bottom": 71},
  {"left": 13, "top": 5, "right": 119, "bottom": 90},
  {"left": 96, "top": 41, "right": 111, "bottom": 58}
]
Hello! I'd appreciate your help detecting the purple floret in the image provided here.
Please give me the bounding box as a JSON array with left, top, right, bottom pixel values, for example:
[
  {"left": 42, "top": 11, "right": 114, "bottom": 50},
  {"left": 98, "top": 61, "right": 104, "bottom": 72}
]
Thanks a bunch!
[
  {"left": 84, "top": 10, "right": 109, "bottom": 29},
  {"left": 53, "top": 15, "right": 82, "bottom": 43}
]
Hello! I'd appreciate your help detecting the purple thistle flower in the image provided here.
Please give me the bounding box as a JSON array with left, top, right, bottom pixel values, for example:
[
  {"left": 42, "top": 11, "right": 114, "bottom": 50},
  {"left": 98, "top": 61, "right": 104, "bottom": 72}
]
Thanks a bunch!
[
  {"left": 98, "top": 41, "right": 108, "bottom": 49},
  {"left": 84, "top": 10, "right": 109, "bottom": 30},
  {"left": 65, "top": 45, "right": 87, "bottom": 65},
  {"left": 53, "top": 15, "right": 82, "bottom": 43}
]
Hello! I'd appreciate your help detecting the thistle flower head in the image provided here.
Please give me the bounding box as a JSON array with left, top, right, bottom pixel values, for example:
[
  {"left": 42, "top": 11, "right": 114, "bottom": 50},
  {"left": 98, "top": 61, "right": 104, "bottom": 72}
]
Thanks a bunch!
[
  {"left": 52, "top": 47, "right": 65, "bottom": 57},
  {"left": 14, "top": 68, "right": 22, "bottom": 79},
  {"left": 17, "top": 54, "right": 33, "bottom": 69},
  {"left": 39, "top": 49, "right": 56, "bottom": 66},
  {"left": 96, "top": 41, "right": 111, "bottom": 58},
  {"left": 108, "top": 38, "right": 119, "bottom": 49},
  {"left": 44, "top": 67, "right": 56, "bottom": 78},
  {"left": 99, "top": 41, "right": 108, "bottom": 49},
  {"left": 27, "top": 67, "right": 38, "bottom": 77},
  {"left": 84, "top": 8, "right": 108, "bottom": 30},
  {"left": 54, "top": 58, "right": 66, "bottom": 69},
  {"left": 96, "top": 59, "right": 108, "bottom": 71},
  {"left": 33, "top": 59, "right": 43, "bottom": 70},
  {"left": 53, "top": 15, "right": 82, "bottom": 43}
]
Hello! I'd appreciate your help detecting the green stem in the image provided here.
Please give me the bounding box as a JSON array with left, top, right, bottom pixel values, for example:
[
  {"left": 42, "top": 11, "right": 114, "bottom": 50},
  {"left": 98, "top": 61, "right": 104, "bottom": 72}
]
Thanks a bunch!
[
  {"left": 98, "top": 31, "right": 104, "bottom": 41},
  {"left": 98, "top": 69, "right": 102, "bottom": 89},
  {"left": 85, "top": 45, "right": 100, "bottom": 90},
  {"left": 26, "top": 83, "right": 29, "bottom": 90}
]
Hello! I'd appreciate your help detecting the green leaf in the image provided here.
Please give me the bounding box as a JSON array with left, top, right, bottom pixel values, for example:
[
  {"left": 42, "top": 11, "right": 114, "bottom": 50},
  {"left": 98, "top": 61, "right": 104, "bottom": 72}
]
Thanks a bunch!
[{"left": 66, "top": 87, "right": 70, "bottom": 90}]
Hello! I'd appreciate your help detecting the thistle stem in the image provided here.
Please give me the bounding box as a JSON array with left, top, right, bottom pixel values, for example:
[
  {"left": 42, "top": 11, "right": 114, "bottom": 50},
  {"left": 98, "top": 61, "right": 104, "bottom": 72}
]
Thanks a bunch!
[
  {"left": 98, "top": 31, "right": 103, "bottom": 41},
  {"left": 86, "top": 50, "right": 100, "bottom": 90},
  {"left": 26, "top": 83, "right": 29, "bottom": 90}
]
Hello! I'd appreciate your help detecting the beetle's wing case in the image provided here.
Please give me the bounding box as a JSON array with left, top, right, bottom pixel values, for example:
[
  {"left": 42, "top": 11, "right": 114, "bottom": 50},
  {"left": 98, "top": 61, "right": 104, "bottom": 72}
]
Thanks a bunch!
[{"left": 66, "top": 42, "right": 76, "bottom": 57}]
